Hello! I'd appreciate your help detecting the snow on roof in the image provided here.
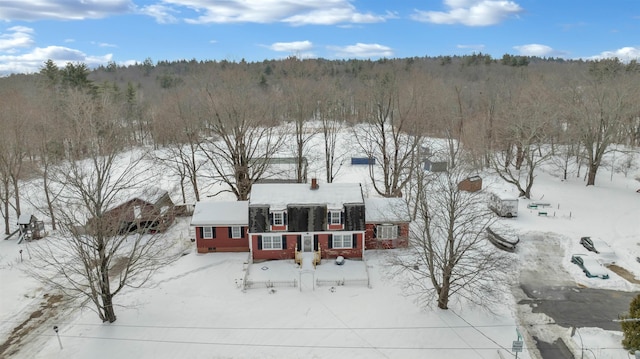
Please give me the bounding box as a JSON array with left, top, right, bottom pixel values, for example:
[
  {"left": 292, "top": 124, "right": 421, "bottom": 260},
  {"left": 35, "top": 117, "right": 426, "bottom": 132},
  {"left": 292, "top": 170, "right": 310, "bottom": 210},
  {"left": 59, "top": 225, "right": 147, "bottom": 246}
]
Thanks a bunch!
[
  {"left": 17, "top": 214, "right": 34, "bottom": 225},
  {"left": 135, "top": 186, "right": 169, "bottom": 204},
  {"left": 190, "top": 201, "right": 248, "bottom": 226},
  {"left": 365, "top": 197, "right": 411, "bottom": 223},
  {"left": 249, "top": 182, "right": 363, "bottom": 210}
]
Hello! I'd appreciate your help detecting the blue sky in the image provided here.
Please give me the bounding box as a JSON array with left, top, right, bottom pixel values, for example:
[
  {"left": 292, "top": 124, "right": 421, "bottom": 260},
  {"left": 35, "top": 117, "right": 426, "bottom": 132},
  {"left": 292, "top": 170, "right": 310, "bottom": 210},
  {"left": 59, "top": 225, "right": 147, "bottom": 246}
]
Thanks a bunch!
[{"left": 0, "top": 0, "right": 638, "bottom": 75}]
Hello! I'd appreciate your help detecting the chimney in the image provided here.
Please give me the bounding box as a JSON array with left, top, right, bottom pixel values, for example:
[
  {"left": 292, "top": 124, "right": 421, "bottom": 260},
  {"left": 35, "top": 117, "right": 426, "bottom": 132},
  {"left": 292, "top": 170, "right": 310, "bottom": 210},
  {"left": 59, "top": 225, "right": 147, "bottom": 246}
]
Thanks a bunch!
[{"left": 310, "top": 178, "right": 319, "bottom": 190}]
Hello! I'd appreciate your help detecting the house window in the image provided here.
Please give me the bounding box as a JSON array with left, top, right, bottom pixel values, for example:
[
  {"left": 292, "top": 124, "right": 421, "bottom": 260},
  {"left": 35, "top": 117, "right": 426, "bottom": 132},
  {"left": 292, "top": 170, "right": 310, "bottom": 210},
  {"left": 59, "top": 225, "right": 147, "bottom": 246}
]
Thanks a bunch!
[
  {"left": 231, "top": 226, "right": 242, "bottom": 239},
  {"left": 329, "top": 211, "right": 341, "bottom": 225},
  {"left": 332, "top": 234, "right": 352, "bottom": 249},
  {"left": 262, "top": 235, "right": 283, "bottom": 250},
  {"left": 376, "top": 225, "right": 398, "bottom": 239},
  {"left": 202, "top": 227, "right": 214, "bottom": 239},
  {"left": 273, "top": 212, "right": 284, "bottom": 226}
]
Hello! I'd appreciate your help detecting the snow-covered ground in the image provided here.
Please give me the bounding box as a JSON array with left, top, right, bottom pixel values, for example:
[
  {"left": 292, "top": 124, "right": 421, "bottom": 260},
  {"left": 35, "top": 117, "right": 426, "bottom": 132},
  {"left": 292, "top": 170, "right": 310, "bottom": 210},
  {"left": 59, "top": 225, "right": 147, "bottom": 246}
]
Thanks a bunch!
[{"left": 1, "top": 145, "right": 639, "bottom": 359}]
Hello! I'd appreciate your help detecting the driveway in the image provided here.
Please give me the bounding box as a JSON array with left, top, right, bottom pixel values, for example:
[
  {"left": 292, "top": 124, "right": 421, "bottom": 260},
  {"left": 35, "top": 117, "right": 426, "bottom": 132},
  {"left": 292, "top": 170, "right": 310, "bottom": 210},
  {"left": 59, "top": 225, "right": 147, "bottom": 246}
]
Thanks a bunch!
[{"left": 513, "top": 232, "right": 636, "bottom": 359}]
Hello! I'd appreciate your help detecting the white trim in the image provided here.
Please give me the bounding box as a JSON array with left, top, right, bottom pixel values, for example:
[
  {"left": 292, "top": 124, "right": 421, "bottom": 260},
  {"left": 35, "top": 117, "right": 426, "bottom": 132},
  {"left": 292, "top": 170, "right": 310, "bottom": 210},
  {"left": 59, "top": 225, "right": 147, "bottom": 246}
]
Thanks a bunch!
[
  {"left": 272, "top": 211, "right": 285, "bottom": 226},
  {"left": 332, "top": 233, "right": 352, "bottom": 249},
  {"left": 262, "top": 234, "right": 283, "bottom": 250},
  {"left": 329, "top": 210, "right": 341, "bottom": 225},
  {"left": 376, "top": 224, "right": 398, "bottom": 239},
  {"left": 202, "top": 226, "right": 214, "bottom": 239}
]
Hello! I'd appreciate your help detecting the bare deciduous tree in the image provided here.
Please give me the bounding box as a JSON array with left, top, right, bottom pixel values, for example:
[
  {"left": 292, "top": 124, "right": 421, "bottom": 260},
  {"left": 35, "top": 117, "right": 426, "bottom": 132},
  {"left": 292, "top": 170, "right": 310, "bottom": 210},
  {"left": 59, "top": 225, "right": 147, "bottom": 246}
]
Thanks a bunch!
[
  {"left": 0, "top": 88, "right": 29, "bottom": 234},
  {"left": 278, "top": 63, "right": 321, "bottom": 183},
  {"left": 317, "top": 81, "right": 353, "bottom": 183},
  {"left": 28, "top": 89, "right": 182, "bottom": 323},
  {"left": 198, "top": 69, "right": 285, "bottom": 200},
  {"left": 152, "top": 88, "right": 206, "bottom": 203},
  {"left": 391, "top": 165, "right": 513, "bottom": 310},
  {"left": 490, "top": 77, "right": 553, "bottom": 198},
  {"left": 567, "top": 60, "right": 638, "bottom": 186},
  {"left": 353, "top": 71, "right": 423, "bottom": 197}
]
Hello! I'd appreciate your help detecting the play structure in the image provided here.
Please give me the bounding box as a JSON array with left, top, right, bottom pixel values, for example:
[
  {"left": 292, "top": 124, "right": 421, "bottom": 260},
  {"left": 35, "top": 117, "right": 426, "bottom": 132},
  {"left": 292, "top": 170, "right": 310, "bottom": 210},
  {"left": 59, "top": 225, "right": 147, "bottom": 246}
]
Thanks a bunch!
[{"left": 12, "top": 214, "right": 46, "bottom": 244}]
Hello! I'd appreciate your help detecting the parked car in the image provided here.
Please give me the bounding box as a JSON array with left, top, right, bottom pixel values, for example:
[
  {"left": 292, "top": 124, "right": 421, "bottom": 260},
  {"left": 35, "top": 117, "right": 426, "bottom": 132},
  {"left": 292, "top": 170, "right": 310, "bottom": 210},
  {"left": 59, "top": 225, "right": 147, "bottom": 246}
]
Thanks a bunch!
[
  {"left": 571, "top": 254, "right": 610, "bottom": 279},
  {"left": 580, "top": 237, "right": 597, "bottom": 252},
  {"left": 579, "top": 237, "right": 617, "bottom": 264}
]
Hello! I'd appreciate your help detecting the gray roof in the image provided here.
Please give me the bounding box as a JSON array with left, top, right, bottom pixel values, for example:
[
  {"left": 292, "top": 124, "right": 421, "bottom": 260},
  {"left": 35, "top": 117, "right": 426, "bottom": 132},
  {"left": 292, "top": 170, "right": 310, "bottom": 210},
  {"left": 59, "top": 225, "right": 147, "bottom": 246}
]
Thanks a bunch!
[
  {"left": 190, "top": 201, "right": 249, "bottom": 226},
  {"left": 249, "top": 182, "right": 364, "bottom": 210},
  {"left": 135, "top": 186, "right": 169, "bottom": 204},
  {"left": 364, "top": 197, "right": 411, "bottom": 223}
]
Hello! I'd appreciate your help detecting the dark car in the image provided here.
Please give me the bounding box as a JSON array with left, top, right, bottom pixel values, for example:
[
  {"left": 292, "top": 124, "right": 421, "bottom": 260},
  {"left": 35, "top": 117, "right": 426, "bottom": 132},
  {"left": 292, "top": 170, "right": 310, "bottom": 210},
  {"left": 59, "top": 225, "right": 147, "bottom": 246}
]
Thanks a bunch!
[{"left": 580, "top": 236, "right": 598, "bottom": 253}]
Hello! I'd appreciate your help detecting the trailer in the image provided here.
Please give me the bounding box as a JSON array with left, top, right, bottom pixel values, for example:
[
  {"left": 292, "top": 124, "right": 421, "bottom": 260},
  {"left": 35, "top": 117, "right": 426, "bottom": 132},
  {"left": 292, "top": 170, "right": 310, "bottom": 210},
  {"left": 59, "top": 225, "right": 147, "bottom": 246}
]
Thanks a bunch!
[{"left": 488, "top": 192, "right": 518, "bottom": 218}]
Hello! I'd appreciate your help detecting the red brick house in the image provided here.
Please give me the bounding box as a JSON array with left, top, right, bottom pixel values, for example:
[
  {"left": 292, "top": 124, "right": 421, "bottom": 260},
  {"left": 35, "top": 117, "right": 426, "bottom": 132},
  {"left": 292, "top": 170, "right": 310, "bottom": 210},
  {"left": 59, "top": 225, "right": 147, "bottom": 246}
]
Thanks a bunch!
[
  {"left": 248, "top": 180, "right": 365, "bottom": 261},
  {"left": 364, "top": 197, "right": 410, "bottom": 249},
  {"left": 191, "top": 201, "right": 249, "bottom": 253}
]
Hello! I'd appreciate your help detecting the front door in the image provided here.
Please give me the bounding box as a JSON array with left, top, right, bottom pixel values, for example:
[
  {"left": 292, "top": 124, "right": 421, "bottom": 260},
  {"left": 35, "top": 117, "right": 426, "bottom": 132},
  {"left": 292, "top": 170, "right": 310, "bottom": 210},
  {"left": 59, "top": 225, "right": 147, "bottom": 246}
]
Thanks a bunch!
[{"left": 302, "top": 234, "right": 313, "bottom": 252}]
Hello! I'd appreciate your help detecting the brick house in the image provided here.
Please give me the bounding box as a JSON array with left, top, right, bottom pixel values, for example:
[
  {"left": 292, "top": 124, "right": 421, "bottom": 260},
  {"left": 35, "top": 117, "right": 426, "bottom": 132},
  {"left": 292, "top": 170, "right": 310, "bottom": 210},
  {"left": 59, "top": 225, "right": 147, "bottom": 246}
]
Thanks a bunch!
[
  {"left": 364, "top": 197, "right": 410, "bottom": 249},
  {"left": 248, "top": 179, "right": 366, "bottom": 261},
  {"left": 191, "top": 201, "right": 249, "bottom": 253},
  {"left": 190, "top": 180, "right": 413, "bottom": 260}
]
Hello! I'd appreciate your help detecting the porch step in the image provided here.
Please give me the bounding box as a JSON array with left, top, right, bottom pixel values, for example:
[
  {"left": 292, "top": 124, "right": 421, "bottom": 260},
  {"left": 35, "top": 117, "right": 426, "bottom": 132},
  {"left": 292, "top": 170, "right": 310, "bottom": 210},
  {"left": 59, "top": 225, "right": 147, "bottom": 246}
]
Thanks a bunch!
[{"left": 301, "top": 252, "right": 315, "bottom": 270}]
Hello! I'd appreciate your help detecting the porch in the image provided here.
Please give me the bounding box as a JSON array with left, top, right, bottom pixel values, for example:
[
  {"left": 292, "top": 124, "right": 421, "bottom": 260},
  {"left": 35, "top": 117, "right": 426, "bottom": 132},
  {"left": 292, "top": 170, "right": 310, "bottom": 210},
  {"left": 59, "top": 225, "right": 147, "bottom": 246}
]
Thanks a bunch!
[{"left": 243, "top": 253, "right": 370, "bottom": 291}]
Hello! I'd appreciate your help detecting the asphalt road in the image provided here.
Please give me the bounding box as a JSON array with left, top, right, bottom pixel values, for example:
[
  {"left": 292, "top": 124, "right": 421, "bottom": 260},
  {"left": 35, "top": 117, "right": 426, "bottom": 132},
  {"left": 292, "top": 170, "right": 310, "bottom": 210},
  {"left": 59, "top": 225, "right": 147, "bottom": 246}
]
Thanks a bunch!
[
  {"left": 514, "top": 232, "right": 639, "bottom": 359},
  {"left": 520, "top": 285, "right": 636, "bottom": 331}
]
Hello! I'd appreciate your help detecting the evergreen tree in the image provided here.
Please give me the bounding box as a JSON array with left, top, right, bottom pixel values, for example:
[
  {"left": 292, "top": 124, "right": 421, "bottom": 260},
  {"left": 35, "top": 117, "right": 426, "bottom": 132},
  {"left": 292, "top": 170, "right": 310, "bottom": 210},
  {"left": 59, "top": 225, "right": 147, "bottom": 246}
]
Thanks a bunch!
[
  {"left": 39, "top": 59, "right": 60, "bottom": 87},
  {"left": 621, "top": 294, "right": 640, "bottom": 352}
]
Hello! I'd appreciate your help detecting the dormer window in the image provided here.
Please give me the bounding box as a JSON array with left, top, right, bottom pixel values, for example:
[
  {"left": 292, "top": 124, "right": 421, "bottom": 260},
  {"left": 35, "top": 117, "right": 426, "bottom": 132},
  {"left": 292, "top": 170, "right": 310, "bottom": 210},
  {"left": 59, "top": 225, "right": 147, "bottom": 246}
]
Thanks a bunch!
[
  {"left": 273, "top": 212, "right": 284, "bottom": 225},
  {"left": 270, "top": 211, "right": 286, "bottom": 228},
  {"left": 329, "top": 211, "right": 341, "bottom": 225}
]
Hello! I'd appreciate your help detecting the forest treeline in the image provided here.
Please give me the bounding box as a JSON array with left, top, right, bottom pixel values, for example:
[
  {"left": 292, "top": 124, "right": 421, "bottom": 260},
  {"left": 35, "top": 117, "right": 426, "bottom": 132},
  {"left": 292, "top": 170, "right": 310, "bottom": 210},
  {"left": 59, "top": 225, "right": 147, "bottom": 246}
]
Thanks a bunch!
[{"left": 0, "top": 54, "right": 639, "bottom": 235}]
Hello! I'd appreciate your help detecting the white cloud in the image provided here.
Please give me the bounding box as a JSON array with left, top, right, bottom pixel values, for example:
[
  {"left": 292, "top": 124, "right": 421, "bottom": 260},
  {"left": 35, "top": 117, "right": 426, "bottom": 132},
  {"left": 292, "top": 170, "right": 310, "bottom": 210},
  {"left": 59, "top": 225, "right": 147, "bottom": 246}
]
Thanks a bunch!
[
  {"left": 96, "top": 42, "right": 118, "bottom": 48},
  {"left": 513, "top": 44, "right": 554, "bottom": 57},
  {"left": 160, "top": 0, "right": 387, "bottom": 25},
  {"left": 283, "top": 7, "right": 384, "bottom": 26},
  {"left": 264, "top": 41, "right": 315, "bottom": 59},
  {"left": 268, "top": 41, "right": 313, "bottom": 52},
  {"left": 139, "top": 4, "right": 179, "bottom": 24},
  {"left": 0, "top": 45, "right": 112, "bottom": 76},
  {"left": 328, "top": 43, "right": 394, "bottom": 59},
  {"left": 0, "top": 26, "right": 35, "bottom": 52},
  {"left": 588, "top": 46, "right": 640, "bottom": 63},
  {"left": 0, "top": 0, "right": 134, "bottom": 21},
  {"left": 412, "top": 0, "right": 523, "bottom": 26},
  {"left": 457, "top": 44, "right": 486, "bottom": 51}
]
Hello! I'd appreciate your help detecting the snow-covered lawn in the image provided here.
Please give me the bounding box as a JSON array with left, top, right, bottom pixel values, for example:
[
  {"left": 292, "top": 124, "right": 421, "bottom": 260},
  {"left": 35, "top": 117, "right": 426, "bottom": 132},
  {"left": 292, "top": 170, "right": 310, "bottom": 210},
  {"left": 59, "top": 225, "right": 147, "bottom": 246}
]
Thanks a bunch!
[{"left": 1, "top": 151, "right": 640, "bottom": 359}]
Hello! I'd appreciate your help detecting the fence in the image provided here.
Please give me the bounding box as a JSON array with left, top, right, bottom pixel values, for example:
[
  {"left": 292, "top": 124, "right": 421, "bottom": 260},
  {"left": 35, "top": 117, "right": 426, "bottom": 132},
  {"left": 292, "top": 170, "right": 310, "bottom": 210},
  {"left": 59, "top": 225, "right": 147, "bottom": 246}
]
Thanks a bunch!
[
  {"left": 316, "top": 277, "right": 370, "bottom": 288},
  {"left": 244, "top": 279, "right": 298, "bottom": 290}
]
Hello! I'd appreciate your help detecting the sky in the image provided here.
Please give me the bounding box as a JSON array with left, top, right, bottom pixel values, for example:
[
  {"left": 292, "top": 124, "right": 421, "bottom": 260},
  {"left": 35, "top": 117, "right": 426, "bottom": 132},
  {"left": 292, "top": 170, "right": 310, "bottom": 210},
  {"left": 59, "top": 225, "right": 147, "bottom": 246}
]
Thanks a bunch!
[{"left": 0, "top": 0, "right": 639, "bottom": 76}]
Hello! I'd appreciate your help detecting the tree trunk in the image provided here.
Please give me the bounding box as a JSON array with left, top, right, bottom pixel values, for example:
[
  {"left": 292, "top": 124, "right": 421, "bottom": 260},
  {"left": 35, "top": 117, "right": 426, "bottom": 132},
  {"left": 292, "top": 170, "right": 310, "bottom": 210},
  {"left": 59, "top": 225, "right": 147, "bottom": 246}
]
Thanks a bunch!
[
  {"left": 180, "top": 175, "right": 186, "bottom": 204},
  {"left": 42, "top": 168, "right": 57, "bottom": 230},
  {"left": 12, "top": 177, "right": 21, "bottom": 217},
  {"left": 437, "top": 283, "right": 449, "bottom": 309},
  {"left": 100, "top": 256, "right": 117, "bottom": 323},
  {"left": 2, "top": 179, "right": 9, "bottom": 235},
  {"left": 587, "top": 163, "right": 598, "bottom": 186},
  {"left": 101, "top": 291, "right": 117, "bottom": 323}
]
